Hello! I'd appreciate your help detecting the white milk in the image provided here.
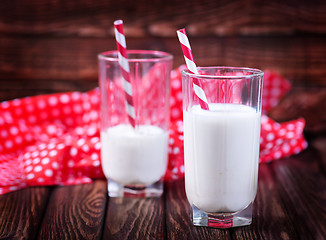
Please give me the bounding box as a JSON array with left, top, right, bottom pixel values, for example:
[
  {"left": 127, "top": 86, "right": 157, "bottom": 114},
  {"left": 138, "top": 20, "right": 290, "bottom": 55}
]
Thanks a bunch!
[
  {"left": 101, "top": 124, "right": 168, "bottom": 186},
  {"left": 184, "top": 104, "right": 261, "bottom": 213}
]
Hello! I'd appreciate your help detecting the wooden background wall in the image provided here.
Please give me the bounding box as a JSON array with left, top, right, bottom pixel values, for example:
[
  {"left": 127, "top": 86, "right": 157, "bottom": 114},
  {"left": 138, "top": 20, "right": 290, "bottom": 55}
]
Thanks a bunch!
[{"left": 1, "top": 0, "right": 325, "bottom": 132}]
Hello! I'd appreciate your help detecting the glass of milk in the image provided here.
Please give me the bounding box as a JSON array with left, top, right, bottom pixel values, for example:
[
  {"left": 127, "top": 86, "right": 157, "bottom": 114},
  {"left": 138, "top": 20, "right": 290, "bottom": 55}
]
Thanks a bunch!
[
  {"left": 98, "top": 50, "right": 173, "bottom": 197},
  {"left": 182, "top": 67, "right": 263, "bottom": 228}
]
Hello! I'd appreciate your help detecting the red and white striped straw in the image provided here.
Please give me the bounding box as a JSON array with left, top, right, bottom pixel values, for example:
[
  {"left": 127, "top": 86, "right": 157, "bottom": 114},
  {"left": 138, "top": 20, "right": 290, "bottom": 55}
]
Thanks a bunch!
[
  {"left": 114, "top": 20, "right": 136, "bottom": 127},
  {"left": 177, "top": 28, "right": 209, "bottom": 110}
]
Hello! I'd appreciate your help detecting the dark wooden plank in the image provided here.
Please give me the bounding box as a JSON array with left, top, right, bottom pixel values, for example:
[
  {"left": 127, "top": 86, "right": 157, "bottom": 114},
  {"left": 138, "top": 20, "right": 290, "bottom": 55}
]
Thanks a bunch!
[
  {"left": 0, "top": 36, "right": 170, "bottom": 85},
  {"left": 164, "top": 179, "right": 230, "bottom": 240},
  {"left": 38, "top": 180, "right": 107, "bottom": 239},
  {"left": 0, "top": 187, "right": 51, "bottom": 239},
  {"left": 270, "top": 149, "right": 326, "bottom": 239},
  {"left": 231, "top": 163, "right": 298, "bottom": 239},
  {"left": 311, "top": 136, "right": 326, "bottom": 174},
  {"left": 1, "top": 36, "right": 326, "bottom": 102},
  {"left": 1, "top": 0, "right": 326, "bottom": 37},
  {"left": 0, "top": 78, "right": 98, "bottom": 102},
  {"left": 269, "top": 87, "right": 326, "bottom": 134},
  {"left": 102, "top": 195, "right": 165, "bottom": 240},
  {"left": 1, "top": 36, "right": 325, "bottom": 85}
]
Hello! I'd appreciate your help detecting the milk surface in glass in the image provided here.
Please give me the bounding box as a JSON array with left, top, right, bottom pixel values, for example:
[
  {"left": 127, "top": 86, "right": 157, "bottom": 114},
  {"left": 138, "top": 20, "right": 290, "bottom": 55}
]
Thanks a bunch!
[
  {"left": 101, "top": 124, "right": 168, "bottom": 186},
  {"left": 184, "top": 103, "right": 261, "bottom": 213}
]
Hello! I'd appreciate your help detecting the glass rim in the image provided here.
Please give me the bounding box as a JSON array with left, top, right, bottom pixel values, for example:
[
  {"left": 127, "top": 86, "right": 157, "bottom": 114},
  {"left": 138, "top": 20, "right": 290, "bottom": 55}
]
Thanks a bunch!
[
  {"left": 98, "top": 50, "right": 173, "bottom": 62},
  {"left": 182, "top": 66, "right": 264, "bottom": 79}
]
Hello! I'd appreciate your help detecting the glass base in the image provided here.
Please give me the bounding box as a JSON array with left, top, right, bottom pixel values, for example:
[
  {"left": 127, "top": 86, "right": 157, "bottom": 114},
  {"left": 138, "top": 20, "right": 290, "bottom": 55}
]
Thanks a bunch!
[
  {"left": 192, "top": 203, "right": 253, "bottom": 228},
  {"left": 107, "top": 179, "right": 163, "bottom": 197}
]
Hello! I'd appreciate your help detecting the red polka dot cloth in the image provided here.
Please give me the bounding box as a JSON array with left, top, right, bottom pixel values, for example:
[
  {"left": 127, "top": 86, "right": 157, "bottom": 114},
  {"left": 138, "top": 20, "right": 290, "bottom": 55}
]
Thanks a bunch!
[{"left": 0, "top": 66, "right": 307, "bottom": 194}]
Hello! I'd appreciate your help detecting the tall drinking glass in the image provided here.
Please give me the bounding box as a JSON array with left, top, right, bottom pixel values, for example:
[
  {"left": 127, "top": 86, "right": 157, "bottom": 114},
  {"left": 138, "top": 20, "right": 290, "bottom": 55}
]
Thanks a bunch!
[
  {"left": 182, "top": 67, "right": 263, "bottom": 228},
  {"left": 99, "top": 50, "right": 173, "bottom": 197}
]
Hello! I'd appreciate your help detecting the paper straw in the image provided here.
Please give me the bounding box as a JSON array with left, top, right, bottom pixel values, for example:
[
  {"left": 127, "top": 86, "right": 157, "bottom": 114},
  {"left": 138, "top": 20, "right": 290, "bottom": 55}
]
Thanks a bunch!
[
  {"left": 177, "top": 28, "right": 209, "bottom": 110},
  {"left": 114, "top": 20, "right": 136, "bottom": 127}
]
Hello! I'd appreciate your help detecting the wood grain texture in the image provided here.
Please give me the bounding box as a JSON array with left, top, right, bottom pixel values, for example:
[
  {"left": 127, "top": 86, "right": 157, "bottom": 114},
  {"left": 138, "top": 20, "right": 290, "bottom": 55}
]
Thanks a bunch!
[
  {"left": 231, "top": 163, "right": 298, "bottom": 239},
  {"left": 270, "top": 150, "right": 326, "bottom": 239},
  {"left": 1, "top": 36, "right": 325, "bottom": 84},
  {"left": 1, "top": 35, "right": 326, "bottom": 102},
  {"left": 1, "top": 0, "right": 326, "bottom": 103},
  {"left": 103, "top": 196, "right": 165, "bottom": 240},
  {"left": 164, "top": 179, "right": 230, "bottom": 240},
  {"left": 1, "top": 0, "right": 326, "bottom": 37},
  {"left": 38, "top": 180, "right": 107, "bottom": 240},
  {"left": 311, "top": 136, "right": 326, "bottom": 175},
  {"left": 269, "top": 87, "right": 326, "bottom": 133},
  {"left": 0, "top": 187, "right": 50, "bottom": 239}
]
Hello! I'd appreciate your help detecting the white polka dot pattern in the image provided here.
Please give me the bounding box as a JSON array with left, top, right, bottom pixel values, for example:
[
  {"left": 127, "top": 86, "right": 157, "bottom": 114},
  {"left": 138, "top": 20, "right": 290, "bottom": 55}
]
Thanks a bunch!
[
  {"left": 259, "top": 116, "right": 308, "bottom": 163},
  {"left": 0, "top": 89, "right": 101, "bottom": 194},
  {"left": 262, "top": 70, "right": 292, "bottom": 113}
]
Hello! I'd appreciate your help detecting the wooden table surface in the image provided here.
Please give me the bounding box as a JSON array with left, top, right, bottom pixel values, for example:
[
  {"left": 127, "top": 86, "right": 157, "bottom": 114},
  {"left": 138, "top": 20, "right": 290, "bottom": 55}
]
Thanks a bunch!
[{"left": 0, "top": 137, "right": 325, "bottom": 240}]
